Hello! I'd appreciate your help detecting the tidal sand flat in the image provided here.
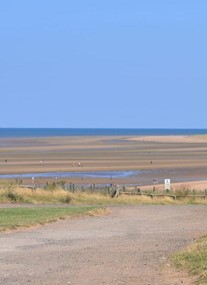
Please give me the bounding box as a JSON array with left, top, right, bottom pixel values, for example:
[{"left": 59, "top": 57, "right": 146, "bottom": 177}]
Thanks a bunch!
[{"left": 1, "top": 135, "right": 207, "bottom": 187}]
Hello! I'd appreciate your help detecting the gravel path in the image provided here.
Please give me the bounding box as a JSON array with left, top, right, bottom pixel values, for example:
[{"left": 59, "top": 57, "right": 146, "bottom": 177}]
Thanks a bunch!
[{"left": 0, "top": 205, "right": 207, "bottom": 285}]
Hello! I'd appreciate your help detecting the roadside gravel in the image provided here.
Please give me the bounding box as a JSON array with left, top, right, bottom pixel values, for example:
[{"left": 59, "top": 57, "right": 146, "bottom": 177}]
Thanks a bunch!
[{"left": 0, "top": 205, "right": 206, "bottom": 285}]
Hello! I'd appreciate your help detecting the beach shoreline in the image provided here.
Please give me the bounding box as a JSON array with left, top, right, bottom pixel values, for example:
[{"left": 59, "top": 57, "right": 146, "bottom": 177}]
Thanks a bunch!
[{"left": 1, "top": 135, "right": 207, "bottom": 189}]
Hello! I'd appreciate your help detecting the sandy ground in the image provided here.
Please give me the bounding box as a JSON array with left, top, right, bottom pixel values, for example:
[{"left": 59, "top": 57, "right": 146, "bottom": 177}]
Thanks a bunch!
[
  {"left": 0, "top": 205, "right": 206, "bottom": 285},
  {"left": 1, "top": 135, "right": 207, "bottom": 189}
]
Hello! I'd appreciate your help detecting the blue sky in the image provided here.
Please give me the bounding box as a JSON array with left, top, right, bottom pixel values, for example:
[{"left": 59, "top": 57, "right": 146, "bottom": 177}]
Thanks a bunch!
[{"left": 0, "top": 1, "right": 206, "bottom": 128}]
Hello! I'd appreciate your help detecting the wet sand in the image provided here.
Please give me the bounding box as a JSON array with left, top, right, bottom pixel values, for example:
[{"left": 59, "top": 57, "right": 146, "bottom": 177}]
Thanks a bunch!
[{"left": 1, "top": 135, "right": 207, "bottom": 188}]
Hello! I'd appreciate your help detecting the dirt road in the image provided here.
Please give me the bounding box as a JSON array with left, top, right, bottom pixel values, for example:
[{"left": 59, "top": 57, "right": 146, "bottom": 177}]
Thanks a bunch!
[{"left": 0, "top": 205, "right": 207, "bottom": 285}]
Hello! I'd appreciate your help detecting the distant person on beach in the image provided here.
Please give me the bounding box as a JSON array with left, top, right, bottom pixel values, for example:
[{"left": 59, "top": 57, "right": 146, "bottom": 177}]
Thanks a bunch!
[{"left": 153, "top": 179, "right": 158, "bottom": 184}]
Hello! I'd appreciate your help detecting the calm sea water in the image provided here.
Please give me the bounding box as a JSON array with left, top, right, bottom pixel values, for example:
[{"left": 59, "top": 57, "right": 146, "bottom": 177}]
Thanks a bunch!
[
  {"left": 0, "top": 170, "right": 138, "bottom": 179},
  {"left": 0, "top": 128, "right": 207, "bottom": 138}
]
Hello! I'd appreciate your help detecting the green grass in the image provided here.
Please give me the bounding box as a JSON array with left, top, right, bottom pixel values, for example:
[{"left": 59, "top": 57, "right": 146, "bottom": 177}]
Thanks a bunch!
[
  {"left": 173, "top": 235, "right": 207, "bottom": 284},
  {"left": 0, "top": 206, "right": 101, "bottom": 232}
]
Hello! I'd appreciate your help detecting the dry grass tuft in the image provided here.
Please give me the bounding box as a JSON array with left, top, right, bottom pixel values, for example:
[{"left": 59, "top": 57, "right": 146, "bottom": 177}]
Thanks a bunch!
[
  {"left": 0, "top": 186, "right": 73, "bottom": 204},
  {"left": 1, "top": 184, "right": 207, "bottom": 205},
  {"left": 173, "top": 235, "right": 207, "bottom": 284}
]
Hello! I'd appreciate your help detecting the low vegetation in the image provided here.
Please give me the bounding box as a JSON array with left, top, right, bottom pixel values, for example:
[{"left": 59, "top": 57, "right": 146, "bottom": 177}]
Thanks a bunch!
[
  {"left": 0, "top": 206, "right": 102, "bottom": 232},
  {"left": 0, "top": 185, "right": 73, "bottom": 204},
  {"left": 0, "top": 182, "right": 207, "bottom": 205},
  {"left": 173, "top": 235, "right": 207, "bottom": 284}
]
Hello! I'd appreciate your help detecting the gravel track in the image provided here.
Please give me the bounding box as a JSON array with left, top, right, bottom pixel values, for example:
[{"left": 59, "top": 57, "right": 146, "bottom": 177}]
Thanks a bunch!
[{"left": 0, "top": 205, "right": 207, "bottom": 285}]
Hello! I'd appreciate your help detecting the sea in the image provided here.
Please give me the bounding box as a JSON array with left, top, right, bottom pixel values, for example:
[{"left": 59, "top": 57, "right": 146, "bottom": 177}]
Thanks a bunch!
[{"left": 0, "top": 128, "right": 207, "bottom": 138}]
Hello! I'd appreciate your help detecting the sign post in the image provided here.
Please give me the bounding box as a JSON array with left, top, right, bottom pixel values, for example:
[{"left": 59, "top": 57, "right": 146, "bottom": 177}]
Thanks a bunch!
[
  {"left": 32, "top": 177, "right": 35, "bottom": 191},
  {"left": 164, "top": 179, "right": 171, "bottom": 192}
]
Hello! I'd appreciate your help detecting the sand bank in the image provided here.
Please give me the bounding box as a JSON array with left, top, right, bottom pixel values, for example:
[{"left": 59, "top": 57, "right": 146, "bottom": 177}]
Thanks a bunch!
[{"left": 0, "top": 135, "right": 207, "bottom": 188}]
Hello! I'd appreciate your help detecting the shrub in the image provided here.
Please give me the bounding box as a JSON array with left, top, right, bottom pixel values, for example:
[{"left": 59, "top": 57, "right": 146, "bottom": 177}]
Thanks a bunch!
[
  {"left": 174, "top": 187, "right": 191, "bottom": 198},
  {"left": 6, "top": 191, "right": 23, "bottom": 203}
]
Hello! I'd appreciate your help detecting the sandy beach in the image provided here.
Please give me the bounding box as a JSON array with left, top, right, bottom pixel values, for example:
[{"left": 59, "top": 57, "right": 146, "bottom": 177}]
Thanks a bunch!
[{"left": 1, "top": 135, "right": 207, "bottom": 189}]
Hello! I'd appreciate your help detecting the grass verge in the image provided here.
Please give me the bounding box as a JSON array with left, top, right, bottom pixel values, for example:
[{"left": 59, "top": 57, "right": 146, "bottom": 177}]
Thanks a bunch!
[
  {"left": 172, "top": 235, "right": 207, "bottom": 284},
  {"left": 0, "top": 206, "right": 103, "bottom": 232},
  {"left": 1, "top": 185, "right": 207, "bottom": 205},
  {"left": 0, "top": 187, "right": 73, "bottom": 204}
]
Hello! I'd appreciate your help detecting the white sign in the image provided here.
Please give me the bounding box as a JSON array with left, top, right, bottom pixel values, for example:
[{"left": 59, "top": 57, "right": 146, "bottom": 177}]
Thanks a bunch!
[{"left": 164, "top": 179, "right": 170, "bottom": 191}]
